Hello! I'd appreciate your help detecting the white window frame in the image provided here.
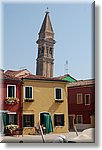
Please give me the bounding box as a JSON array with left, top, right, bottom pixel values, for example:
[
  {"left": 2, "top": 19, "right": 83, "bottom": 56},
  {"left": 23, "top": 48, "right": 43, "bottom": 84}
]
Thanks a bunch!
[
  {"left": 7, "top": 113, "right": 17, "bottom": 124},
  {"left": 54, "top": 87, "right": 63, "bottom": 101},
  {"left": 7, "top": 84, "right": 16, "bottom": 98},
  {"left": 24, "top": 86, "right": 33, "bottom": 99},
  {"left": 76, "top": 115, "right": 83, "bottom": 124},
  {"left": 85, "top": 94, "right": 90, "bottom": 105},
  {"left": 77, "top": 93, "right": 83, "bottom": 104}
]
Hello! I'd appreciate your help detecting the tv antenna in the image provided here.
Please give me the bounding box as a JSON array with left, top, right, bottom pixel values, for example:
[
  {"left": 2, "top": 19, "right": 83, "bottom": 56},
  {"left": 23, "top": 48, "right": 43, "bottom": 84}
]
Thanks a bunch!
[
  {"left": 19, "top": 66, "right": 26, "bottom": 70},
  {"left": 64, "top": 60, "right": 68, "bottom": 74}
]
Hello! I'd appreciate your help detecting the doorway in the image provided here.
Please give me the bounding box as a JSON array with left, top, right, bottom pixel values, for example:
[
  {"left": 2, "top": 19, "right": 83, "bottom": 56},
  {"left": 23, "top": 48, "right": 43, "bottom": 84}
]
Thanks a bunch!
[
  {"left": 40, "top": 112, "right": 53, "bottom": 133},
  {"left": 69, "top": 115, "right": 75, "bottom": 129}
]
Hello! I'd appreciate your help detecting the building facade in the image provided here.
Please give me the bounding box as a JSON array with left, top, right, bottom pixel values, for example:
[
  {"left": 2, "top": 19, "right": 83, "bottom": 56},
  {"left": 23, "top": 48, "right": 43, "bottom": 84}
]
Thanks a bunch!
[
  {"left": 0, "top": 70, "right": 22, "bottom": 130},
  {"left": 68, "top": 79, "right": 95, "bottom": 131},
  {"left": 22, "top": 75, "right": 68, "bottom": 134},
  {"left": 5, "top": 69, "right": 69, "bottom": 134}
]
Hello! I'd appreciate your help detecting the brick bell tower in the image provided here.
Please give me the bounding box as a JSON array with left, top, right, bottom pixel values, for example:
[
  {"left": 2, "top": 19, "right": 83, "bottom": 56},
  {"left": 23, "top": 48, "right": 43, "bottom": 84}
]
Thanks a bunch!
[{"left": 36, "top": 10, "right": 56, "bottom": 77}]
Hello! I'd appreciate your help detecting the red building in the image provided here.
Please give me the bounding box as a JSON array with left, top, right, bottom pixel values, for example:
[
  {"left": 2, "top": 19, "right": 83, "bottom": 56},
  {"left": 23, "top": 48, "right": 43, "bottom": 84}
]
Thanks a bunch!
[
  {"left": 68, "top": 79, "right": 95, "bottom": 131},
  {"left": 0, "top": 69, "right": 22, "bottom": 129}
]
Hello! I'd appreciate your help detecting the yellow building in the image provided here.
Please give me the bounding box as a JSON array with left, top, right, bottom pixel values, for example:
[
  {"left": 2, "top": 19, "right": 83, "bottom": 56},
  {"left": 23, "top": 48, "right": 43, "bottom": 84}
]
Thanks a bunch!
[{"left": 22, "top": 75, "right": 68, "bottom": 134}]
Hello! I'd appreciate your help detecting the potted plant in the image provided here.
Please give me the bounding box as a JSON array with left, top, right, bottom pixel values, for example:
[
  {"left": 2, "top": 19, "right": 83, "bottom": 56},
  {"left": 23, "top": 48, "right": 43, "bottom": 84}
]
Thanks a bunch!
[
  {"left": 5, "top": 97, "right": 19, "bottom": 105},
  {"left": 6, "top": 124, "right": 18, "bottom": 136}
]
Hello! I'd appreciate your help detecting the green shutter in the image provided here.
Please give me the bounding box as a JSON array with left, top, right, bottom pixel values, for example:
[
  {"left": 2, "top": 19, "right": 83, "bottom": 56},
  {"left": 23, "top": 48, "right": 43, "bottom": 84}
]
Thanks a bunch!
[
  {"left": 6, "top": 114, "right": 9, "bottom": 125},
  {"left": 44, "top": 114, "right": 53, "bottom": 133},
  {"left": 3, "top": 113, "right": 7, "bottom": 127}
]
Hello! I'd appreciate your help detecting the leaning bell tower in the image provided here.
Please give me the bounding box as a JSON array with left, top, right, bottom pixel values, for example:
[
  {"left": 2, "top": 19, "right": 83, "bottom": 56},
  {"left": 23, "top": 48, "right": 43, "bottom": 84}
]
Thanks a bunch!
[{"left": 36, "top": 10, "right": 56, "bottom": 77}]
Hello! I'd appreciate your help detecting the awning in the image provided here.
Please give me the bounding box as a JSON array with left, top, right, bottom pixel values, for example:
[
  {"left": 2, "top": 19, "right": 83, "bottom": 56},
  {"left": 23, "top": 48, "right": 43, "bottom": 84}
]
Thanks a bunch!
[
  {"left": 7, "top": 112, "right": 17, "bottom": 114},
  {"left": 44, "top": 113, "right": 53, "bottom": 133}
]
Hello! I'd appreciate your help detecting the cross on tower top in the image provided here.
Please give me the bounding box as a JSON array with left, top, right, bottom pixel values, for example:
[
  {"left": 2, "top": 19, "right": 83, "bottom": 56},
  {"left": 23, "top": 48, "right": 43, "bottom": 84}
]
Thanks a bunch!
[{"left": 46, "top": 7, "right": 49, "bottom": 14}]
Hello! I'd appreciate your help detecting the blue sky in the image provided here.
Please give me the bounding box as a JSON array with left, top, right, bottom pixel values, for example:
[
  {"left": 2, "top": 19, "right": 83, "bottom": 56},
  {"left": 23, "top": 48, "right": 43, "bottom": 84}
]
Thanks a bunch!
[{"left": 2, "top": 2, "right": 94, "bottom": 80}]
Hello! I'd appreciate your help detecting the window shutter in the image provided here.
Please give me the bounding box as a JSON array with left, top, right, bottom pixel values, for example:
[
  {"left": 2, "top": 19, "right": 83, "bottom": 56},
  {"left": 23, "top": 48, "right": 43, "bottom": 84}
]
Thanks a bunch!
[
  {"left": 6, "top": 114, "right": 9, "bottom": 125},
  {"left": 25, "top": 87, "right": 29, "bottom": 98},
  {"left": 3, "top": 113, "right": 7, "bottom": 126},
  {"left": 14, "top": 114, "right": 18, "bottom": 124},
  {"left": 62, "top": 114, "right": 64, "bottom": 126},
  {"left": 54, "top": 115, "right": 56, "bottom": 126},
  {"left": 31, "top": 115, "right": 34, "bottom": 127},
  {"left": 23, "top": 115, "right": 26, "bottom": 127},
  {"left": 29, "top": 87, "right": 32, "bottom": 98}
]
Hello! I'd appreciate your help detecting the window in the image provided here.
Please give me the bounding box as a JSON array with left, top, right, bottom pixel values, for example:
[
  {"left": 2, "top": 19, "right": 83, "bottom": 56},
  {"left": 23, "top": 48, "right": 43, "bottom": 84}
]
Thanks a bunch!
[
  {"left": 54, "top": 114, "right": 64, "bottom": 126},
  {"left": 77, "top": 93, "right": 83, "bottom": 104},
  {"left": 46, "top": 47, "right": 49, "bottom": 57},
  {"left": 39, "top": 47, "right": 44, "bottom": 56},
  {"left": 50, "top": 47, "right": 53, "bottom": 57},
  {"left": 85, "top": 94, "right": 90, "bottom": 105},
  {"left": 24, "top": 86, "right": 33, "bottom": 99},
  {"left": 76, "top": 115, "right": 83, "bottom": 124},
  {"left": 50, "top": 48, "right": 52, "bottom": 54},
  {"left": 23, "top": 114, "right": 34, "bottom": 127},
  {"left": 7, "top": 85, "right": 16, "bottom": 98},
  {"left": 55, "top": 88, "right": 63, "bottom": 100},
  {"left": 6, "top": 114, "right": 17, "bottom": 125}
]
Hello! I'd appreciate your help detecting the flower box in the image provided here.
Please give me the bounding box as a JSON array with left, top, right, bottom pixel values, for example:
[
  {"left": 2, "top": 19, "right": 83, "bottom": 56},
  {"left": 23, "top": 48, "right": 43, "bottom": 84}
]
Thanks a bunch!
[{"left": 5, "top": 97, "right": 19, "bottom": 105}]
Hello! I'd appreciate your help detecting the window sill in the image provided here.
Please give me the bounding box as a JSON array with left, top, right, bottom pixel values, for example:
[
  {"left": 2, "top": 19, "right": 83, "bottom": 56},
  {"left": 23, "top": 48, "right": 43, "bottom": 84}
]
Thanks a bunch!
[
  {"left": 55, "top": 126, "right": 64, "bottom": 127},
  {"left": 24, "top": 99, "right": 34, "bottom": 102},
  {"left": 55, "top": 99, "right": 64, "bottom": 102}
]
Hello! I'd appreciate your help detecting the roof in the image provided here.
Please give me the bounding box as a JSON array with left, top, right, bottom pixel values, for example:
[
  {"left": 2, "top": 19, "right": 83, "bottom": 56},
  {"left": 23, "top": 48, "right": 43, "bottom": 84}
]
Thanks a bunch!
[
  {"left": 0, "top": 69, "right": 4, "bottom": 73},
  {"left": 3, "top": 69, "right": 68, "bottom": 83},
  {"left": 0, "top": 71, "right": 21, "bottom": 81},
  {"left": 5, "top": 69, "right": 31, "bottom": 78},
  {"left": 68, "top": 79, "right": 95, "bottom": 87},
  {"left": 55, "top": 74, "right": 77, "bottom": 82},
  {"left": 39, "top": 11, "right": 54, "bottom": 34},
  {"left": 22, "top": 74, "right": 68, "bottom": 83}
]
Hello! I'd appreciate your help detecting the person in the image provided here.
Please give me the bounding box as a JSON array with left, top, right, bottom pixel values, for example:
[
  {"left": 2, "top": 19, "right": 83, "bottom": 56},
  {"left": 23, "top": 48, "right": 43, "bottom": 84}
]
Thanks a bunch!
[{"left": 41, "top": 124, "right": 46, "bottom": 134}]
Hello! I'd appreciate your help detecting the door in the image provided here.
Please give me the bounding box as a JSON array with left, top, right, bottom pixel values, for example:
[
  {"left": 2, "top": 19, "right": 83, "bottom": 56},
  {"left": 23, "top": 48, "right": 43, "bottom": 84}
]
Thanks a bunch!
[
  {"left": 40, "top": 112, "right": 53, "bottom": 133},
  {"left": 69, "top": 116, "right": 74, "bottom": 129}
]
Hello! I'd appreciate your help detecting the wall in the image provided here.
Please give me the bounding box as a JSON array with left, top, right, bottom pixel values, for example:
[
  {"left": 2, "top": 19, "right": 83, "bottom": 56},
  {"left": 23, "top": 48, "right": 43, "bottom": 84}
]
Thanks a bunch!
[
  {"left": 2, "top": 80, "right": 22, "bottom": 127},
  {"left": 68, "top": 85, "right": 95, "bottom": 124},
  {"left": 23, "top": 79, "right": 68, "bottom": 134}
]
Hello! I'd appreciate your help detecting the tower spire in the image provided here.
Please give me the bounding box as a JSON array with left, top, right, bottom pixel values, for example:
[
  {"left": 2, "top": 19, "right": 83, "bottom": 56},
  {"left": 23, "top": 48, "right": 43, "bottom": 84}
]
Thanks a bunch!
[{"left": 38, "top": 9, "right": 54, "bottom": 36}]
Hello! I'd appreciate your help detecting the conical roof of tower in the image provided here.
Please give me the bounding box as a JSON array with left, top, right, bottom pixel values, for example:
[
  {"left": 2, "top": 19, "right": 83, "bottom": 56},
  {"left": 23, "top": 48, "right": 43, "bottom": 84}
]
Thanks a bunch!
[{"left": 39, "top": 11, "right": 54, "bottom": 34}]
